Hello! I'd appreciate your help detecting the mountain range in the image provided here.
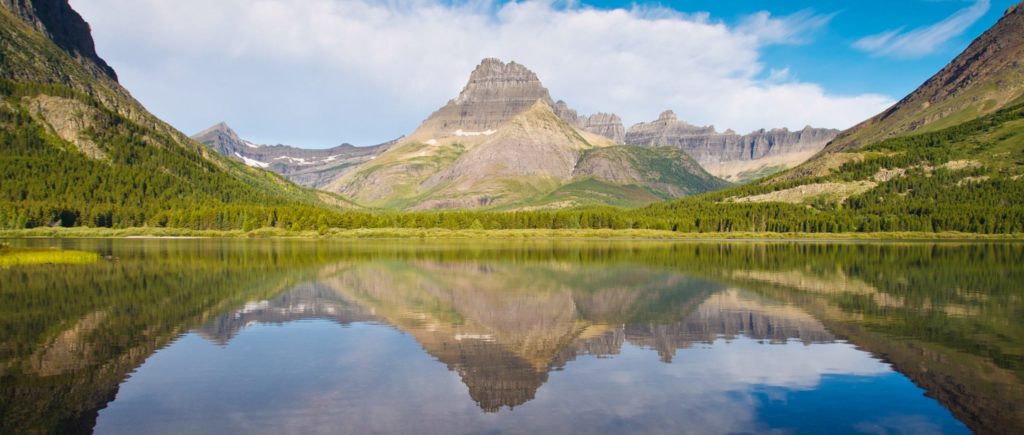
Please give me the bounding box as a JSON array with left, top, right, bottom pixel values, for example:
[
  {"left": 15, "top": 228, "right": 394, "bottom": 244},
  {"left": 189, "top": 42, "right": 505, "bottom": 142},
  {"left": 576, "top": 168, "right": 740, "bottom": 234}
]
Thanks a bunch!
[
  {"left": 1, "top": 0, "right": 1022, "bottom": 232},
  {"left": 192, "top": 123, "right": 395, "bottom": 189},
  {"left": 195, "top": 58, "right": 837, "bottom": 209}
]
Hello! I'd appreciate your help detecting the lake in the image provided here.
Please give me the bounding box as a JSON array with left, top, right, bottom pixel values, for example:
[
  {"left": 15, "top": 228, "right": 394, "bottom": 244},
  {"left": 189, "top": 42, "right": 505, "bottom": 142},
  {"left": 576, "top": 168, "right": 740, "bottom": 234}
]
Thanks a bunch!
[{"left": 1, "top": 239, "right": 1021, "bottom": 434}]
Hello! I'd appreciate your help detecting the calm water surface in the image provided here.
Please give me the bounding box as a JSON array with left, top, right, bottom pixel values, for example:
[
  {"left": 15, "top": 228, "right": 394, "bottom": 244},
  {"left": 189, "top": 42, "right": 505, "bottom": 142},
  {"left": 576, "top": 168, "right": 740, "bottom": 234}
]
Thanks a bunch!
[{"left": 1, "top": 239, "right": 1022, "bottom": 434}]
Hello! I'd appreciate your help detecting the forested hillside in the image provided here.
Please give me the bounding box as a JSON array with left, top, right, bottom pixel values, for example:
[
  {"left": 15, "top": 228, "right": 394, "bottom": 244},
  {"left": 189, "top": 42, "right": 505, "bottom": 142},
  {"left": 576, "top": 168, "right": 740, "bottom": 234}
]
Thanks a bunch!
[{"left": 0, "top": 1, "right": 343, "bottom": 229}]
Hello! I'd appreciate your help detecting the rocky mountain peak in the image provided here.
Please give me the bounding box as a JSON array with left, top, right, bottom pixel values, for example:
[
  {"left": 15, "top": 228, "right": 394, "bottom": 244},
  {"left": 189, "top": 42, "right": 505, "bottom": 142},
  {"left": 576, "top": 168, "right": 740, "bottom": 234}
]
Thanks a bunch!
[
  {"left": 453, "top": 58, "right": 551, "bottom": 105},
  {"left": 192, "top": 122, "right": 247, "bottom": 156},
  {"left": 0, "top": 0, "right": 117, "bottom": 80},
  {"left": 197, "top": 121, "right": 236, "bottom": 136},
  {"left": 411, "top": 58, "right": 556, "bottom": 138},
  {"left": 409, "top": 58, "right": 630, "bottom": 143},
  {"left": 658, "top": 110, "right": 678, "bottom": 121}
]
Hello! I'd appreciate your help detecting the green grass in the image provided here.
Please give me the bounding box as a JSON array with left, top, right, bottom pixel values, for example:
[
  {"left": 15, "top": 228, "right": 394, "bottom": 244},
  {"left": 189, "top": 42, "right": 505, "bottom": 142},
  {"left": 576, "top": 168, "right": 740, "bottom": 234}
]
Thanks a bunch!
[
  {"left": 0, "top": 246, "right": 99, "bottom": 267},
  {"left": 734, "top": 164, "right": 788, "bottom": 184}
]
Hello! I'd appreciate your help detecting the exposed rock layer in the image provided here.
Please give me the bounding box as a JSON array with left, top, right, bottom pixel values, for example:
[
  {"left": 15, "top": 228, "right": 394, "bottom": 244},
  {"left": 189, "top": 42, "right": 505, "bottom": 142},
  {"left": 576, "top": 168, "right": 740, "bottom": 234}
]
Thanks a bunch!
[
  {"left": 412, "top": 58, "right": 557, "bottom": 138},
  {"left": 328, "top": 59, "right": 727, "bottom": 209},
  {"left": 553, "top": 100, "right": 626, "bottom": 142},
  {"left": 624, "top": 110, "right": 839, "bottom": 181}
]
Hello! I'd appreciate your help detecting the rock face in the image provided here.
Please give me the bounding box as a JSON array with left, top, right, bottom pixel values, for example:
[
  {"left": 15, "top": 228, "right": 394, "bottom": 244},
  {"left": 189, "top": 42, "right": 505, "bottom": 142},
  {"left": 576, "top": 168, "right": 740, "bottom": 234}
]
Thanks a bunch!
[
  {"left": 328, "top": 58, "right": 727, "bottom": 209},
  {"left": 624, "top": 110, "right": 839, "bottom": 181},
  {"left": 192, "top": 123, "right": 393, "bottom": 189},
  {"left": 411, "top": 58, "right": 556, "bottom": 139},
  {"left": 0, "top": 0, "right": 117, "bottom": 80},
  {"left": 410, "top": 59, "right": 624, "bottom": 143},
  {"left": 578, "top": 112, "right": 626, "bottom": 143},
  {"left": 824, "top": 1, "right": 1024, "bottom": 153},
  {"left": 552, "top": 100, "right": 625, "bottom": 143}
]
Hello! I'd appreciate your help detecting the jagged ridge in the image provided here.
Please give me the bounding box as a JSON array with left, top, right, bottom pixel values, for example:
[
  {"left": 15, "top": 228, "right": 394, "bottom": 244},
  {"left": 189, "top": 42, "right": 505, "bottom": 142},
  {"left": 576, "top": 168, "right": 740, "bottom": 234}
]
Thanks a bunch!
[{"left": 191, "top": 123, "right": 393, "bottom": 189}]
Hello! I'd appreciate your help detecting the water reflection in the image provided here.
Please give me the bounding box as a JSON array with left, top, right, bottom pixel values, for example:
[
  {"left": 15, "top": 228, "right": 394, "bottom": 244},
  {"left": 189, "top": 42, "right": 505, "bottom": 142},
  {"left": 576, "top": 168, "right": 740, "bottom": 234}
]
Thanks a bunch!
[
  {"left": 191, "top": 262, "right": 841, "bottom": 414},
  {"left": 1, "top": 239, "right": 1020, "bottom": 434}
]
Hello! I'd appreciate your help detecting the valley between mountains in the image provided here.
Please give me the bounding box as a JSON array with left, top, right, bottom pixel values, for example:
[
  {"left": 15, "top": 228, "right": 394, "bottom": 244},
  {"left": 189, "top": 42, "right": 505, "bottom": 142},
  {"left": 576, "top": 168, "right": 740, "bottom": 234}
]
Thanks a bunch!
[{"left": 2, "top": 0, "right": 1023, "bottom": 235}]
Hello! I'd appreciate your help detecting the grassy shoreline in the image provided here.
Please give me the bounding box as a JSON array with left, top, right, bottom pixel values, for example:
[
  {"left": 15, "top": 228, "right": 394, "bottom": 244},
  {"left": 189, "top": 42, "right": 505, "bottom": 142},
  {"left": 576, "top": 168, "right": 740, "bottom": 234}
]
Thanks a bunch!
[
  {"left": 0, "top": 227, "right": 1022, "bottom": 241},
  {"left": 0, "top": 245, "right": 100, "bottom": 267}
]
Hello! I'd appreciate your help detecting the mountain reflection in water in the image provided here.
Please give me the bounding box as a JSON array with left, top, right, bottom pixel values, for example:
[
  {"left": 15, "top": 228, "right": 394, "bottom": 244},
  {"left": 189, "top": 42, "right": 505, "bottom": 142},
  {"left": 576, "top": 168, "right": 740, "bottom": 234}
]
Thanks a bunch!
[
  {"left": 193, "top": 264, "right": 836, "bottom": 413},
  {"left": 1, "top": 240, "right": 1019, "bottom": 434}
]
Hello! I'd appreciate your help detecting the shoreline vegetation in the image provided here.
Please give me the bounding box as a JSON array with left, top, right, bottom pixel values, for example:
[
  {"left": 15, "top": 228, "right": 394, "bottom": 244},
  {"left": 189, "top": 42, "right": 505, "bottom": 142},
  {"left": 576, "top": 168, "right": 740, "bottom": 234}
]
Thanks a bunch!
[
  {"left": 0, "top": 245, "right": 99, "bottom": 267},
  {"left": 0, "top": 227, "right": 1021, "bottom": 241}
]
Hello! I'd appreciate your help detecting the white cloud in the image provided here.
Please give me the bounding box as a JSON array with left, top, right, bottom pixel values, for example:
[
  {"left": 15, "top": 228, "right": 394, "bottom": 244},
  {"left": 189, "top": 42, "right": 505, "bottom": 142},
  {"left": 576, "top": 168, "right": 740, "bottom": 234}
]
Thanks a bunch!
[
  {"left": 854, "top": 0, "right": 990, "bottom": 59},
  {"left": 737, "top": 9, "right": 836, "bottom": 45},
  {"left": 71, "top": 0, "right": 893, "bottom": 147}
]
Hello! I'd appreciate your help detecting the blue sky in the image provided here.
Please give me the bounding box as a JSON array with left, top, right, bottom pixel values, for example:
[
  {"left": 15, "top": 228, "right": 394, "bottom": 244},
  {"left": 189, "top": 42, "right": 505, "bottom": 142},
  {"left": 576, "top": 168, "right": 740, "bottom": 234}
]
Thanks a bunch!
[
  {"left": 613, "top": 0, "right": 1011, "bottom": 96},
  {"left": 73, "top": 0, "right": 1016, "bottom": 148}
]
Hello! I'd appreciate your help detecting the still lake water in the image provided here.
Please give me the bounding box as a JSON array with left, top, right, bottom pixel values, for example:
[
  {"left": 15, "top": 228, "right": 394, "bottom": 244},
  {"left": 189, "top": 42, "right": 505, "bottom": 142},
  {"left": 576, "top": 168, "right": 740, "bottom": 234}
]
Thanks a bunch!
[{"left": 1, "top": 239, "right": 1022, "bottom": 434}]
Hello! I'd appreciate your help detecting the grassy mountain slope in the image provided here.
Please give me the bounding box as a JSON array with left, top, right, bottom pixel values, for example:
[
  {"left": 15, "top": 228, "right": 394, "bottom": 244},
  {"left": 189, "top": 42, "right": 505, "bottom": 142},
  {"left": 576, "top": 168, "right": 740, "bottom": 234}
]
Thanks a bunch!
[
  {"left": 504, "top": 146, "right": 731, "bottom": 209},
  {"left": 329, "top": 101, "right": 729, "bottom": 210},
  {"left": 576, "top": 146, "right": 730, "bottom": 198},
  {"left": 640, "top": 103, "right": 1024, "bottom": 233},
  {"left": 822, "top": 3, "right": 1024, "bottom": 156},
  {"left": 0, "top": 2, "right": 345, "bottom": 229}
]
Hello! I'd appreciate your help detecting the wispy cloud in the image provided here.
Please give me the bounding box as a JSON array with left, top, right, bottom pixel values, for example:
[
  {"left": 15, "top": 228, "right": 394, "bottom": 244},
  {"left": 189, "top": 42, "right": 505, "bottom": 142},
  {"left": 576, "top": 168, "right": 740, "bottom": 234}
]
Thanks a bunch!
[
  {"left": 853, "top": 0, "right": 990, "bottom": 58},
  {"left": 73, "top": 0, "right": 892, "bottom": 147},
  {"left": 738, "top": 9, "right": 837, "bottom": 45}
]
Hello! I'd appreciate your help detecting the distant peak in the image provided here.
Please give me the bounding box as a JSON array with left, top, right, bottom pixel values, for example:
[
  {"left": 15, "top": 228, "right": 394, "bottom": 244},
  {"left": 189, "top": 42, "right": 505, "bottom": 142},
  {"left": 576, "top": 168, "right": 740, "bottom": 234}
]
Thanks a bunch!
[
  {"left": 194, "top": 122, "right": 241, "bottom": 141},
  {"left": 200, "top": 121, "right": 234, "bottom": 134},
  {"left": 658, "top": 110, "right": 677, "bottom": 121}
]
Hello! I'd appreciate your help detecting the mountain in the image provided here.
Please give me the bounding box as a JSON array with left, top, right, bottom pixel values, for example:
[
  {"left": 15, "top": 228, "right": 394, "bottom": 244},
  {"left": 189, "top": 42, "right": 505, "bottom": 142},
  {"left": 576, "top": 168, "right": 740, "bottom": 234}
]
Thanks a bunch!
[
  {"left": 0, "top": 0, "right": 116, "bottom": 80},
  {"left": 680, "top": 4, "right": 1024, "bottom": 231},
  {"left": 0, "top": 0, "right": 343, "bottom": 230},
  {"left": 553, "top": 100, "right": 626, "bottom": 143},
  {"left": 623, "top": 110, "right": 839, "bottom": 182},
  {"left": 821, "top": 2, "right": 1024, "bottom": 155},
  {"left": 191, "top": 123, "right": 393, "bottom": 189},
  {"left": 325, "top": 58, "right": 728, "bottom": 210}
]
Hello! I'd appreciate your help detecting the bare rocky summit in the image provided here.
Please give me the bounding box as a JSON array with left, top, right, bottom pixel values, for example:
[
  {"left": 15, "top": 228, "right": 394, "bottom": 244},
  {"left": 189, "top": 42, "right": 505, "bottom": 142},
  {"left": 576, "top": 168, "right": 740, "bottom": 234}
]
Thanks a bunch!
[
  {"left": 624, "top": 110, "right": 839, "bottom": 181},
  {"left": 412, "top": 58, "right": 624, "bottom": 143},
  {"left": 411, "top": 58, "right": 556, "bottom": 138},
  {"left": 192, "top": 123, "right": 393, "bottom": 189},
  {"left": 327, "top": 58, "right": 727, "bottom": 209}
]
